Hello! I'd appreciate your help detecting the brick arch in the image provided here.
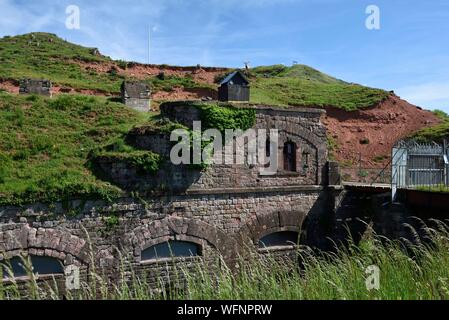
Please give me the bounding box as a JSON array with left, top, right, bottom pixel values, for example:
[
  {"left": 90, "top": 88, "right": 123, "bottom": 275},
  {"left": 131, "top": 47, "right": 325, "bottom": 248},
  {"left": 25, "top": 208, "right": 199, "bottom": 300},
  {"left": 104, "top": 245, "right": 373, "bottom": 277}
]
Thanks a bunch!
[
  {"left": 238, "top": 210, "right": 308, "bottom": 246},
  {"left": 0, "top": 224, "right": 90, "bottom": 266},
  {"left": 126, "top": 217, "right": 232, "bottom": 261},
  {"left": 277, "top": 127, "right": 323, "bottom": 152}
]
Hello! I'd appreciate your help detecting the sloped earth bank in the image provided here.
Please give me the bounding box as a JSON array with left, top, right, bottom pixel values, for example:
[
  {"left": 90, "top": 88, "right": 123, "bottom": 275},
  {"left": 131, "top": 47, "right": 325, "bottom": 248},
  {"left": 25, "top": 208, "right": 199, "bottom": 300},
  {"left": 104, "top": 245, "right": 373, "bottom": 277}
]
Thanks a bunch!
[
  {"left": 72, "top": 60, "right": 228, "bottom": 85},
  {"left": 323, "top": 94, "right": 441, "bottom": 169},
  {"left": 0, "top": 73, "right": 440, "bottom": 172}
]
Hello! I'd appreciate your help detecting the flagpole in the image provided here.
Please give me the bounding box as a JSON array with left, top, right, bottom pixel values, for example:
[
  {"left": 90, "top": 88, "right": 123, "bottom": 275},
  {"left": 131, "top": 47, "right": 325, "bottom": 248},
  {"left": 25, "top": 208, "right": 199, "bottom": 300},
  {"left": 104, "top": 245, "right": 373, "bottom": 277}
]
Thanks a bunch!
[{"left": 148, "top": 25, "right": 151, "bottom": 65}]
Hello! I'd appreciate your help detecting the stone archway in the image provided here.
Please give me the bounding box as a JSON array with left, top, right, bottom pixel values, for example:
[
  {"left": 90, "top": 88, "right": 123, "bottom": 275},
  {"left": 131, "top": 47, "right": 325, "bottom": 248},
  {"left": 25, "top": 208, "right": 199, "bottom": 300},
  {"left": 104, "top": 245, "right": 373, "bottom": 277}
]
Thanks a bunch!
[
  {"left": 125, "top": 216, "right": 234, "bottom": 262},
  {"left": 238, "top": 210, "right": 308, "bottom": 249},
  {"left": 0, "top": 224, "right": 91, "bottom": 266}
]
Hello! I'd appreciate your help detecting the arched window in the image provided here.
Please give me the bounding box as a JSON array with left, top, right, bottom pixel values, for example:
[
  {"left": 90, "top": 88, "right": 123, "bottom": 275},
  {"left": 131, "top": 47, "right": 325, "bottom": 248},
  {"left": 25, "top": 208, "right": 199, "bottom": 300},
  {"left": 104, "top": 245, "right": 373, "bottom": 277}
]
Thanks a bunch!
[
  {"left": 1, "top": 255, "right": 64, "bottom": 279},
  {"left": 141, "top": 240, "right": 201, "bottom": 261},
  {"left": 258, "top": 231, "right": 299, "bottom": 248},
  {"left": 283, "top": 141, "right": 297, "bottom": 172}
]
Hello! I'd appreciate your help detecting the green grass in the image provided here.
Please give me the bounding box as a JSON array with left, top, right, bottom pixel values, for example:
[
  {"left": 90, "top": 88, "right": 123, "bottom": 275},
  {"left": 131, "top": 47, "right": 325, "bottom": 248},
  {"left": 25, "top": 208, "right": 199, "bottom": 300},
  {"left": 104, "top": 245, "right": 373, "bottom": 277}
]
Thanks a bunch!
[
  {"left": 1, "top": 33, "right": 390, "bottom": 111},
  {"left": 3, "top": 227, "right": 449, "bottom": 300},
  {"left": 0, "top": 33, "right": 124, "bottom": 93},
  {"left": 0, "top": 92, "right": 150, "bottom": 206},
  {"left": 412, "top": 109, "right": 449, "bottom": 142},
  {"left": 0, "top": 33, "right": 211, "bottom": 95},
  {"left": 251, "top": 64, "right": 345, "bottom": 84},
  {"left": 416, "top": 185, "right": 449, "bottom": 193},
  {"left": 146, "top": 75, "right": 214, "bottom": 92},
  {"left": 251, "top": 75, "right": 388, "bottom": 111}
]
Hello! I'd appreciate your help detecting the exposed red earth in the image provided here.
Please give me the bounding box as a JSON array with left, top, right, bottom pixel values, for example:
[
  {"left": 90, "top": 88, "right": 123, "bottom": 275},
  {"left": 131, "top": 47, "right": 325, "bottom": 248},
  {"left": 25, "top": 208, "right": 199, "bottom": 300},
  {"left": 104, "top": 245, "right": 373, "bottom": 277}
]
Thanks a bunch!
[{"left": 323, "top": 94, "right": 440, "bottom": 168}]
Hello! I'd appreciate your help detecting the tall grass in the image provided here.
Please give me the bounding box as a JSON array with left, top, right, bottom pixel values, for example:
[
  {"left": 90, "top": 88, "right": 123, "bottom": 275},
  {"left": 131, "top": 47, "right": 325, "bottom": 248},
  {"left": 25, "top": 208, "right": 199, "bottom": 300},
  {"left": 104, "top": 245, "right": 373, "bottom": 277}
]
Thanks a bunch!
[{"left": 2, "top": 224, "right": 449, "bottom": 300}]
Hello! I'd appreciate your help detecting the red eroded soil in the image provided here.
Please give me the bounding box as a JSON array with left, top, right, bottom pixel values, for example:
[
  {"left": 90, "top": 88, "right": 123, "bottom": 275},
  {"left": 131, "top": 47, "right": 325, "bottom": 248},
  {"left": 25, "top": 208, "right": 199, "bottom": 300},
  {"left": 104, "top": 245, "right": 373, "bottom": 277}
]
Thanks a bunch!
[
  {"left": 153, "top": 87, "right": 217, "bottom": 101},
  {"left": 323, "top": 94, "right": 441, "bottom": 168},
  {"left": 72, "top": 59, "right": 228, "bottom": 85},
  {"left": 0, "top": 79, "right": 19, "bottom": 93}
]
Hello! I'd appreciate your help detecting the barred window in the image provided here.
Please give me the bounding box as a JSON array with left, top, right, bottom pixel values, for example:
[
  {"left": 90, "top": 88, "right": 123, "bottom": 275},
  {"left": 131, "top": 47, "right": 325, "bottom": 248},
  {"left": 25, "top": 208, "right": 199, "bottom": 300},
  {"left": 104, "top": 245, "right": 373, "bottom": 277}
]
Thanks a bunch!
[
  {"left": 258, "top": 231, "right": 299, "bottom": 248},
  {"left": 1, "top": 255, "right": 64, "bottom": 279},
  {"left": 141, "top": 241, "right": 201, "bottom": 261}
]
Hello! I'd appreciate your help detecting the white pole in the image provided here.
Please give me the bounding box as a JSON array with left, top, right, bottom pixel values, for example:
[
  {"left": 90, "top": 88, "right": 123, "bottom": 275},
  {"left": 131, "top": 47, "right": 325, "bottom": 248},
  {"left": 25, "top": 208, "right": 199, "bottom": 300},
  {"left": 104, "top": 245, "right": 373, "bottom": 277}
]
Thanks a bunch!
[{"left": 148, "top": 25, "right": 151, "bottom": 65}]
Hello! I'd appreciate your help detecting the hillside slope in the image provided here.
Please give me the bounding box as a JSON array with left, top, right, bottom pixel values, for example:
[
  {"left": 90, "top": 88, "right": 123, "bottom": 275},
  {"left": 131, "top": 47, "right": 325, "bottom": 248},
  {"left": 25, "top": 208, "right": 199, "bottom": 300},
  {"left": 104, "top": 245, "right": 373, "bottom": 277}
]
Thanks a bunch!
[
  {"left": 0, "top": 32, "right": 442, "bottom": 172},
  {"left": 0, "top": 93, "right": 149, "bottom": 205},
  {"left": 324, "top": 95, "right": 440, "bottom": 168}
]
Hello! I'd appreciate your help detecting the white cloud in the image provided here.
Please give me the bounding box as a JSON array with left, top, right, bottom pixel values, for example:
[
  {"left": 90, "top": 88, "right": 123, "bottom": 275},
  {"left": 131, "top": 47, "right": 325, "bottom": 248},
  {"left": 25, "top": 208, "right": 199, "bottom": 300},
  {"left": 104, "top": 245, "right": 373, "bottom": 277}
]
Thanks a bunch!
[{"left": 396, "top": 81, "right": 449, "bottom": 112}]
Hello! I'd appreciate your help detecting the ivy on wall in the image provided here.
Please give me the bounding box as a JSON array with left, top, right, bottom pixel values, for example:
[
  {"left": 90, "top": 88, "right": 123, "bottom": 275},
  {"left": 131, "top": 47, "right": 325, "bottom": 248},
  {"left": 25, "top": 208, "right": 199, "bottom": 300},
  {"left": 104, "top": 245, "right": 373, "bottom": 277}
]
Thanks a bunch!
[{"left": 194, "top": 103, "right": 256, "bottom": 133}]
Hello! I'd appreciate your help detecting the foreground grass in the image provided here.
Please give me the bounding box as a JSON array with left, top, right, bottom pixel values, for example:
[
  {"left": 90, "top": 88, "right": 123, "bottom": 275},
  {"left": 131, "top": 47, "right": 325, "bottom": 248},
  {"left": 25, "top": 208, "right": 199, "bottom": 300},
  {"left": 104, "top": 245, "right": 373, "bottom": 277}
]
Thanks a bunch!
[
  {"left": 3, "top": 226, "right": 449, "bottom": 300},
  {"left": 0, "top": 92, "right": 149, "bottom": 205}
]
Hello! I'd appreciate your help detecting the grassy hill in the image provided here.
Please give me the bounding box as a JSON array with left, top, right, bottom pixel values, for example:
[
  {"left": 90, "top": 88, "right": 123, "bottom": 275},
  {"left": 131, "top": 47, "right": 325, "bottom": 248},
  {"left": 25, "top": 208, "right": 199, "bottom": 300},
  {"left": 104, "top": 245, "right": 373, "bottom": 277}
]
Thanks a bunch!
[
  {"left": 249, "top": 65, "right": 389, "bottom": 111},
  {"left": 412, "top": 110, "right": 449, "bottom": 142},
  {"left": 0, "top": 92, "right": 152, "bottom": 206},
  {"left": 0, "top": 32, "right": 213, "bottom": 94},
  {"left": 0, "top": 33, "right": 122, "bottom": 93},
  {"left": 0, "top": 33, "right": 389, "bottom": 111},
  {"left": 0, "top": 32, "right": 437, "bottom": 206}
]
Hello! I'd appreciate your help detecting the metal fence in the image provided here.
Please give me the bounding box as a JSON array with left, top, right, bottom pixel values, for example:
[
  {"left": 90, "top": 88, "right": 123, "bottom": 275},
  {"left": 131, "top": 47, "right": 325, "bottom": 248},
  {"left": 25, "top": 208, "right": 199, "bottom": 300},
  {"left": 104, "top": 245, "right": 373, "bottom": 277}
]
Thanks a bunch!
[
  {"left": 391, "top": 140, "right": 449, "bottom": 200},
  {"left": 341, "top": 167, "right": 391, "bottom": 184},
  {"left": 394, "top": 164, "right": 448, "bottom": 189}
]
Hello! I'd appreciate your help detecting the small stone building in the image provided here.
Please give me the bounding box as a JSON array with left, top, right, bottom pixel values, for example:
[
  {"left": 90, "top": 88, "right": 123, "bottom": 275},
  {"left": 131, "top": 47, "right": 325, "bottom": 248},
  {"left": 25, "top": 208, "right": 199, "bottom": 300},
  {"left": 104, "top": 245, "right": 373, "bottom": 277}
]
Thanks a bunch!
[
  {"left": 121, "top": 81, "right": 151, "bottom": 112},
  {"left": 19, "top": 79, "right": 52, "bottom": 97},
  {"left": 218, "top": 70, "right": 250, "bottom": 102}
]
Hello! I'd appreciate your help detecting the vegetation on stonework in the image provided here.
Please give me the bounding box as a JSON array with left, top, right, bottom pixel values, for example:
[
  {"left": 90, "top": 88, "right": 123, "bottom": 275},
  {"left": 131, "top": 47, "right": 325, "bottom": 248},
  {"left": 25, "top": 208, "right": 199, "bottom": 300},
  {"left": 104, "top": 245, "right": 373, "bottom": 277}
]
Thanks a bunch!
[
  {"left": 327, "top": 135, "right": 338, "bottom": 161},
  {"left": 412, "top": 110, "right": 449, "bottom": 142},
  {"left": 4, "top": 227, "right": 449, "bottom": 300},
  {"left": 0, "top": 92, "right": 150, "bottom": 206},
  {"left": 129, "top": 118, "right": 188, "bottom": 135},
  {"left": 93, "top": 149, "right": 162, "bottom": 174},
  {"left": 194, "top": 103, "right": 256, "bottom": 132}
]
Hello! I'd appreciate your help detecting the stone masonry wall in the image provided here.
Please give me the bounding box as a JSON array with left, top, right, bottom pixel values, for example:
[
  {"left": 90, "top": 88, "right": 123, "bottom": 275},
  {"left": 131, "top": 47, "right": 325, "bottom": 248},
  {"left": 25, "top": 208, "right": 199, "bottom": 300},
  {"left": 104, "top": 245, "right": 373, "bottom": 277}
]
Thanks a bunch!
[
  {"left": 97, "top": 102, "right": 328, "bottom": 192},
  {"left": 0, "top": 187, "right": 331, "bottom": 295}
]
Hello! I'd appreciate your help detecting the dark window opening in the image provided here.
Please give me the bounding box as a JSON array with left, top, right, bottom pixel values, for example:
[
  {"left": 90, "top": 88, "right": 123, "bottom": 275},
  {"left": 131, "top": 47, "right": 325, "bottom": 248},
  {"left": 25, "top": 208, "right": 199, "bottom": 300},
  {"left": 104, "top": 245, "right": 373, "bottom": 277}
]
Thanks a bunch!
[
  {"left": 302, "top": 151, "right": 310, "bottom": 172},
  {"left": 141, "top": 241, "right": 201, "bottom": 261},
  {"left": 283, "top": 141, "right": 297, "bottom": 172},
  {"left": 266, "top": 138, "right": 271, "bottom": 158},
  {"left": 1, "top": 255, "right": 64, "bottom": 279},
  {"left": 258, "top": 231, "right": 300, "bottom": 248}
]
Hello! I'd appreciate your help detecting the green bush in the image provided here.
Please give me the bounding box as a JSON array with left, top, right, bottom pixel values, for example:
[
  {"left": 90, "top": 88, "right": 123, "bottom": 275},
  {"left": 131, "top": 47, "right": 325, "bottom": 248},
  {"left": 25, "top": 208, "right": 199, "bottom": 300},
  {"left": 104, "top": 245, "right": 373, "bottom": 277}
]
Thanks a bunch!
[{"left": 195, "top": 103, "right": 256, "bottom": 132}]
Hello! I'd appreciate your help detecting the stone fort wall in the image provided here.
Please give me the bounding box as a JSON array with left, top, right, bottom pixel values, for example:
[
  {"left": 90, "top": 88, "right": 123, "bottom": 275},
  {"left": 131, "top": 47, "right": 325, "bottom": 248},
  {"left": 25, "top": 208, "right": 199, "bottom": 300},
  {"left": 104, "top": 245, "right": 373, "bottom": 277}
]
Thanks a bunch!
[
  {"left": 0, "top": 187, "right": 333, "bottom": 296},
  {"left": 0, "top": 102, "right": 338, "bottom": 296}
]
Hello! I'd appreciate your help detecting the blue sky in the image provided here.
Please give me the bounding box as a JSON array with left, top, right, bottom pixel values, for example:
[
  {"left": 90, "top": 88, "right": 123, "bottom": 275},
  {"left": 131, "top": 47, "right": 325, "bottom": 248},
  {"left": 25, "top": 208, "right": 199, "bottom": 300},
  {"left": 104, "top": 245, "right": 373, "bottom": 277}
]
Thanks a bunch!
[{"left": 1, "top": 0, "right": 449, "bottom": 112}]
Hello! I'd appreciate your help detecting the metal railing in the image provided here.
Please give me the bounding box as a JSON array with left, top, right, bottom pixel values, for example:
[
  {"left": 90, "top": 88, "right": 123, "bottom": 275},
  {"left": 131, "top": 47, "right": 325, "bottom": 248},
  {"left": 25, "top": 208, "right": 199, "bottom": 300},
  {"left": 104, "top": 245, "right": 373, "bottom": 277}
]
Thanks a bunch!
[
  {"left": 341, "top": 167, "right": 391, "bottom": 184},
  {"left": 394, "top": 164, "right": 448, "bottom": 190}
]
